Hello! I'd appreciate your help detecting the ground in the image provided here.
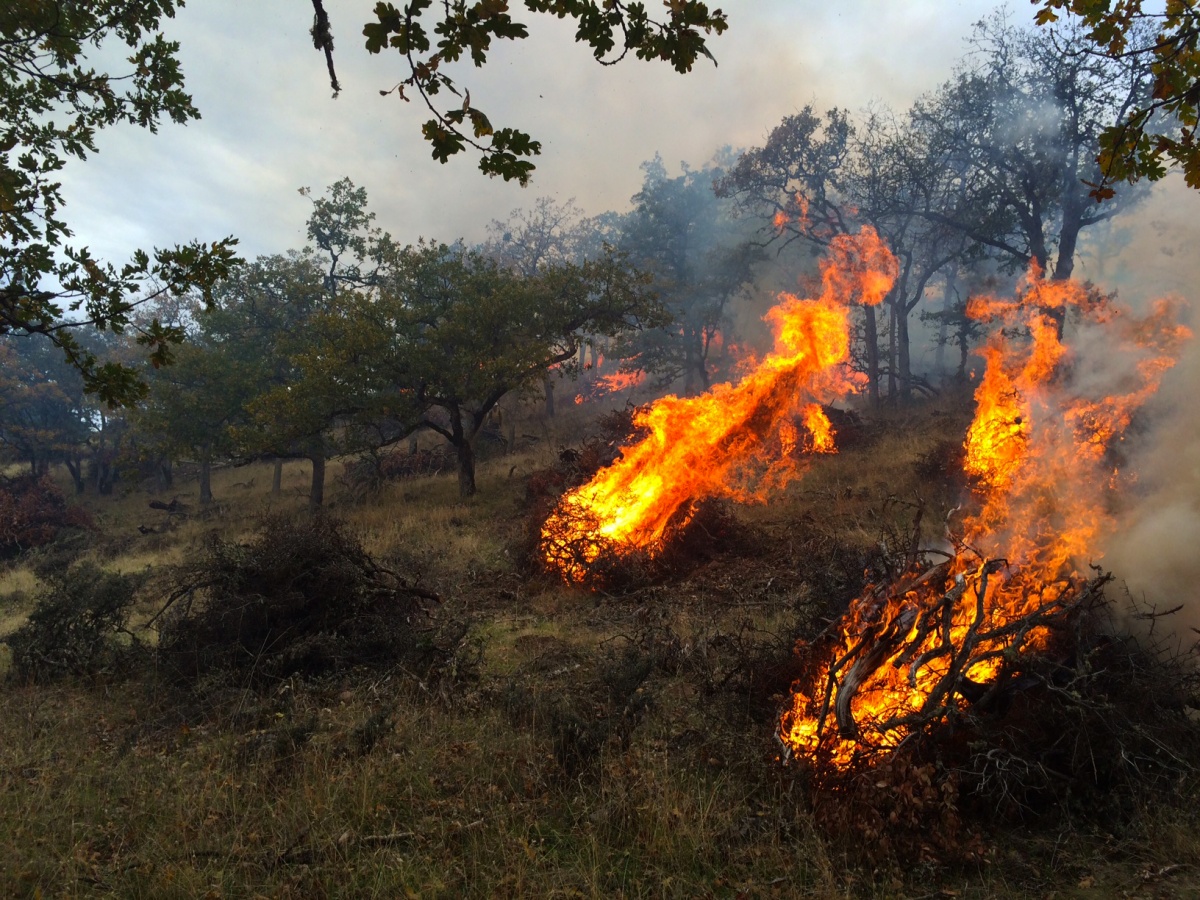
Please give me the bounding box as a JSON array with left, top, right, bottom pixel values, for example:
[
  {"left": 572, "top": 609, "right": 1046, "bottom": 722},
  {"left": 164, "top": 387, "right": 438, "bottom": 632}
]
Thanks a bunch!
[{"left": 0, "top": 396, "right": 1197, "bottom": 898}]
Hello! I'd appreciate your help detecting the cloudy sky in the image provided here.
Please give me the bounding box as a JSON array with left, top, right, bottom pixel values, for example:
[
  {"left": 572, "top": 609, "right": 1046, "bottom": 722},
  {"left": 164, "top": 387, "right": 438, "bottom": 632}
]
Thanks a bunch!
[{"left": 61, "top": 0, "right": 1027, "bottom": 263}]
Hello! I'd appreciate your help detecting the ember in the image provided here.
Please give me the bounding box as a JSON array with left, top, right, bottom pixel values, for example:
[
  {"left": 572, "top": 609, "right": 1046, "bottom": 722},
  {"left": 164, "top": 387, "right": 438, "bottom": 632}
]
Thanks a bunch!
[
  {"left": 781, "top": 264, "right": 1192, "bottom": 769},
  {"left": 539, "top": 228, "right": 898, "bottom": 584}
]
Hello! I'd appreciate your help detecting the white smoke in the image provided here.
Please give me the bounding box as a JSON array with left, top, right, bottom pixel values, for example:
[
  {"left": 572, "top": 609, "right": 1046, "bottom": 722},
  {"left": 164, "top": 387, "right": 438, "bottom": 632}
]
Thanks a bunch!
[{"left": 1099, "top": 321, "right": 1200, "bottom": 650}]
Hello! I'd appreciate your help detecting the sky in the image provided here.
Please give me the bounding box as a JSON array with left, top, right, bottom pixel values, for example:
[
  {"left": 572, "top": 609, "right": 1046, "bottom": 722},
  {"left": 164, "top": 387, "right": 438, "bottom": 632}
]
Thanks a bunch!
[{"left": 60, "top": 0, "right": 1020, "bottom": 263}]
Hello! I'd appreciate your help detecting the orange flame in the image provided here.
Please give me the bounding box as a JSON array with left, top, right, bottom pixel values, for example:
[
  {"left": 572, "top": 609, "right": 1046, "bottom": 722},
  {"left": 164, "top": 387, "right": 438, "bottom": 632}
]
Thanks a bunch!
[
  {"left": 575, "top": 367, "right": 645, "bottom": 405},
  {"left": 802, "top": 403, "right": 836, "bottom": 453},
  {"left": 594, "top": 369, "right": 645, "bottom": 396},
  {"left": 774, "top": 193, "right": 811, "bottom": 233},
  {"left": 540, "top": 228, "right": 898, "bottom": 583},
  {"left": 780, "top": 264, "right": 1192, "bottom": 768}
]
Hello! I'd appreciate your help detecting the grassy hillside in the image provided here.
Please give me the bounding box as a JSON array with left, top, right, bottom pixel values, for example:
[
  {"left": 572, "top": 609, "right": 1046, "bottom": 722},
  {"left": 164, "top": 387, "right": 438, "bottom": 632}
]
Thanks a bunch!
[{"left": 1, "top": 397, "right": 1197, "bottom": 899}]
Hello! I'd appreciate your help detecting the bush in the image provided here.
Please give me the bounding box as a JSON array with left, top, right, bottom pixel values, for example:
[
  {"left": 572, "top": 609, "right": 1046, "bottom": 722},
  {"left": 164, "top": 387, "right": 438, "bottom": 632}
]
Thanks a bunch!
[
  {"left": 341, "top": 446, "right": 453, "bottom": 497},
  {"left": 3, "top": 562, "right": 141, "bottom": 683},
  {"left": 156, "top": 515, "right": 441, "bottom": 687},
  {"left": 0, "top": 474, "right": 92, "bottom": 560}
]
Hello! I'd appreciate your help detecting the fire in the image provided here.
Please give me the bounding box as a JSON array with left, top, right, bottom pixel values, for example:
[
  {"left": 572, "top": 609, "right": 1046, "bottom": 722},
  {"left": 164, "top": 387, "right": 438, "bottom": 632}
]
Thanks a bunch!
[
  {"left": 575, "top": 362, "right": 646, "bottom": 405},
  {"left": 802, "top": 403, "right": 836, "bottom": 453},
  {"left": 540, "top": 228, "right": 898, "bottom": 583},
  {"left": 780, "top": 264, "right": 1192, "bottom": 769}
]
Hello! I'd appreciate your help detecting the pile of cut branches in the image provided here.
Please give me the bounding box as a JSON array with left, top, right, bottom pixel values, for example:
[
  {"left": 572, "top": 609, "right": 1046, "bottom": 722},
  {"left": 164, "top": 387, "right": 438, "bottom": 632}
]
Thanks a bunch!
[
  {"left": 154, "top": 515, "right": 440, "bottom": 686},
  {"left": 538, "top": 496, "right": 745, "bottom": 591},
  {"left": 785, "top": 545, "right": 1200, "bottom": 854}
]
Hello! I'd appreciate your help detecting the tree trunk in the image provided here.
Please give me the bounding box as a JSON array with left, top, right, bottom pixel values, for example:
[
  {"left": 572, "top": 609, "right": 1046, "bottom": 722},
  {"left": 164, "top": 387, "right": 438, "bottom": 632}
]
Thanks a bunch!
[
  {"left": 934, "top": 267, "right": 956, "bottom": 378},
  {"left": 272, "top": 459, "right": 283, "bottom": 496},
  {"left": 682, "top": 334, "right": 696, "bottom": 397},
  {"left": 157, "top": 457, "right": 173, "bottom": 492},
  {"left": 862, "top": 305, "right": 880, "bottom": 407},
  {"left": 886, "top": 303, "right": 898, "bottom": 401},
  {"left": 895, "top": 302, "right": 912, "bottom": 404},
  {"left": 1048, "top": 219, "right": 1081, "bottom": 339},
  {"left": 96, "top": 456, "right": 115, "bottom": 495},
  {"left": 309, "top": 453, "right": 326, "bottom": 510},
  {"left": 456, "top": 438, "right": 477, "bottom": 498},
  {"left": 65, "top": 457, "right": 85, "bottom": 494},
  {"left": 957, "top": 324, "right": 971, "bottom": 382},
  {"left": 543, "top": 373, "right": 555, "bottom": 419},
  {"left": 199, "top": 458, "right": 213, "bottom": 505}
]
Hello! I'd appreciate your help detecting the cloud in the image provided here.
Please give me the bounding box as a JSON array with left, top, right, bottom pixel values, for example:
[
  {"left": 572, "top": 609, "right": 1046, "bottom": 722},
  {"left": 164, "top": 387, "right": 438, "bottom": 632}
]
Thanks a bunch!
[{"left": 56, "top": 0, "right": 1009, "bottom": 262}]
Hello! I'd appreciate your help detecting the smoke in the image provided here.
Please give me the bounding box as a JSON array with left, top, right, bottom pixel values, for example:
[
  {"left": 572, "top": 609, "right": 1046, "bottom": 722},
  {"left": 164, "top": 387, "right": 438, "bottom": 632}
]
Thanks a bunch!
[
  {"left": 1100, "top": 330, "right": 1200, "bottom": 648},
  {"left": 1064, "top": 176, "right": 1200, "bottom": 648}
]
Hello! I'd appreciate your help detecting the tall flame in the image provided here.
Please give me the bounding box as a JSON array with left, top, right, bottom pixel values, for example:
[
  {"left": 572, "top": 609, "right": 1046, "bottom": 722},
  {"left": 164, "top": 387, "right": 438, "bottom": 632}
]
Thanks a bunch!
[
  {"left": 540, "top": 228, "right": 898, "bottom": 583},
  {"left": 780, "top": 263, "right": 1192, "bottom": 768}
]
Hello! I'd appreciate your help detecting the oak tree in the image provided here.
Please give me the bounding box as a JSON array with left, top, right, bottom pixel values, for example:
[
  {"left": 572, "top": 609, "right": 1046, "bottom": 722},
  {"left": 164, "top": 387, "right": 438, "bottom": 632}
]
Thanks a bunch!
[
  {"left": 0, "top": 0, "right": 239, "bottom": 405},
  {"left": 1034, "top": 0, "right": 1200, "bottom": 195},
  {"left": 350, "top": 0, "right": 729, "bottom": 184}
]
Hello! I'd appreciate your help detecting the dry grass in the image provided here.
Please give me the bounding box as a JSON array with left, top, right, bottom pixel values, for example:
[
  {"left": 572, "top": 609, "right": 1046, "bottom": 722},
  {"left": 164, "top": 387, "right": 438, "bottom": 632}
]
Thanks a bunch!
[{"left": 1, "top": 399, "right": 1198, "bottom": 898}]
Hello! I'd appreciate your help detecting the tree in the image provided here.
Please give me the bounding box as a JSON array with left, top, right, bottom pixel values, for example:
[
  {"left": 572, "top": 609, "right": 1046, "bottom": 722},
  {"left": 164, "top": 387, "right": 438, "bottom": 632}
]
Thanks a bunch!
[
  {"left": 718, "top": 107, "right": 959, "bottom": 404},
  {"left": 914, "top": 15, "right": 1152, "bottom": 287},
  {"left": 621, "top": 155, "right": 761, "bottom": 396},
  {"left": 207, "top": 252, "right": 339, "bottom": 509},
  {"left": 136, "top": 333, "right": 257, "bottom": 505},
  {"left": 1034, "top": 0, "right": 1200, "bottom": 195},
  {"left": 301, "top": 177, "right": 398, "bottom": 300},
  {"left": 1, "top": 0, "right": 240, "bottom": 405},
  {"left": 484, "top": 195, "right": 592, "bottom": 416},
  {"left": 0, "top": 335, "right": 93, "bottom": 487},
  {"left": 348, "top": 0, "right": 729, "bottom": 184},
  {"left": 364, "top": 241, "right": 660, "bottom": 496},
  {"left": 485, "top": 196, "right": 591, "bottom": 274}
]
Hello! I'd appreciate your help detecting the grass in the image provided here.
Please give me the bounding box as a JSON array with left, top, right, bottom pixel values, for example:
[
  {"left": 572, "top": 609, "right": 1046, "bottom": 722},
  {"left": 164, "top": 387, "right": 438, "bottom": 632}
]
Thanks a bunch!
[{"left": 1, "top": 398, "right": 1199, "bottom": 898}]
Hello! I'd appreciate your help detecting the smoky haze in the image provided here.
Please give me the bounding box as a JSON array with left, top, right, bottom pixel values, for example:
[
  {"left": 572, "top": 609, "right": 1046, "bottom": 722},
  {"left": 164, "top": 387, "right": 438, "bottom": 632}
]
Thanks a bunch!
[
  {"left": 1100, "top": 324, "right": 1200, "bottom": 648},
  {"left": 59, "top": 1, "right": 1005, "bottom": 263}
]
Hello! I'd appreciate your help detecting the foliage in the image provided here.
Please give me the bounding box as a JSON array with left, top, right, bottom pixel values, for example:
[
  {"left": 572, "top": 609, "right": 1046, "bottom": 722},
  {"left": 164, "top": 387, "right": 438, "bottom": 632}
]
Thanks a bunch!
[
  {"left": 3, "top": 562, "right": 141, "bottom": 684},
  {"left": 345, "top": 239, "right": 661, "bottom": 496},
  {"left": 0, "top": 335, "right": 93, "bottom": 475},
  {"left": 357, "top": 0, "right": 728, "bottom": 184},
  {"left": 0, "top": 0, "right": 240, "bottom": 404},
  {"left": 913, "top": 14, "right": 1152, "bottom": 280},
  {"left": 1034, "top": 0, "right": 1200, "bottom": 196},
  {"left": 155, "top": 515, "right": 439, "bottom": 686},
  {"left": 0, "top": 473, "right": 91, "bottom": 560},
  {"left": 618, "top": 155, "right": 761, "bottom": 395}
]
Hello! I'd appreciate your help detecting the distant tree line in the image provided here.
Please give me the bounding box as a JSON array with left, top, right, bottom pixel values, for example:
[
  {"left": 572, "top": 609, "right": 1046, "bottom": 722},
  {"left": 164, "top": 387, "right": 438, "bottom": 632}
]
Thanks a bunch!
[{"left": 0, "top": 15, "right": 1161, "bottom": 506}]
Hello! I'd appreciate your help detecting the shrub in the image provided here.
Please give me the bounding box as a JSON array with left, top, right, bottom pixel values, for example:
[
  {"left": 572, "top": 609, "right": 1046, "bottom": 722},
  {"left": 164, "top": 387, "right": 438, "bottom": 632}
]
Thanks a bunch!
[
  {"left": 155, "top": 515, "right": 441, "bottom": 687},
  {"left": 341, "top": 446, "right": 453, "bottom": 497},
  {"left": 0, "top": 474, "right": 92, "bottom": 560},
  {"left": 3, "top": 562, "right": 141, "bottom": 683}
]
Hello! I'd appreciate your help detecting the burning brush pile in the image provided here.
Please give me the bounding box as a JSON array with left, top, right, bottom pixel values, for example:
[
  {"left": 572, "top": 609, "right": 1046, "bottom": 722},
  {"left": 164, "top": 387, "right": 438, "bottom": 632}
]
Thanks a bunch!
[
  {"left": 536, "top": 228, "right": 1200, "bottom": 841},
  {"left": 539, "top": 228, "right": 896, "bottom": 585}
]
